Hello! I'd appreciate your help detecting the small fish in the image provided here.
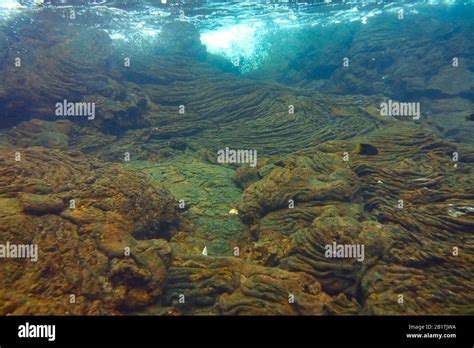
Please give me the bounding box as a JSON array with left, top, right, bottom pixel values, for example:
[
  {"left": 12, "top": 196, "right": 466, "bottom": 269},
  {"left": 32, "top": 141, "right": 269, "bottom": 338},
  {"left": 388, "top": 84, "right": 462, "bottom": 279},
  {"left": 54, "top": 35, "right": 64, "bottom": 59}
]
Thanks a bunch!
[
  {"left": 229, "top": 208, "right": 239, "bottom": 215},
  {"left": 202, "top": 246, "right": 208, "bottom": 256}
]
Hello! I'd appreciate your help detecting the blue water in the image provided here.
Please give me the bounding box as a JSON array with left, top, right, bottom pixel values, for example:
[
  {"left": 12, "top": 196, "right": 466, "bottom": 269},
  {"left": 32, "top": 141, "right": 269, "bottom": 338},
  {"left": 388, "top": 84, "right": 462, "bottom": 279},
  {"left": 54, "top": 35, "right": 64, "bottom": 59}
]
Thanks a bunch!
[
  {"left": 2, "top": 0, "right": 472, "bottom": 73},
  {"left": 0, "top": 0, "right": 473, "bottom": 317}
]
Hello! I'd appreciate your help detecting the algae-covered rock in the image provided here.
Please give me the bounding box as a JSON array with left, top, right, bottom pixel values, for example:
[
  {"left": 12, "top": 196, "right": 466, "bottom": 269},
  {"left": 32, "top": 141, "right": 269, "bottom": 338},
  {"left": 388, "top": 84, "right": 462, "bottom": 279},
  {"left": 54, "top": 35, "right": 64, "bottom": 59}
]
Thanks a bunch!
[
  {"left": 164, "top": 255, "right": 359, "bottom": 315},
  {"left": 0, "top": 6, "right": 472, "bottom": 317},
  {"left": 354, "top": 143, "right": 379, "bottom": 156},
  {"left": 158, "top": 21, "right": 207, "bottom": 60},
  {"left": 5, "top": 119, "right": 72, "bottom": 149},
  {"left": 19, "top": 193, "right": 66, "bottom": 215},
  {"left": 234, "top": 124, "right": 474, "bottom": 314},
  {"left": 0, "top": 147, "right": 181, "bottom": 315}
]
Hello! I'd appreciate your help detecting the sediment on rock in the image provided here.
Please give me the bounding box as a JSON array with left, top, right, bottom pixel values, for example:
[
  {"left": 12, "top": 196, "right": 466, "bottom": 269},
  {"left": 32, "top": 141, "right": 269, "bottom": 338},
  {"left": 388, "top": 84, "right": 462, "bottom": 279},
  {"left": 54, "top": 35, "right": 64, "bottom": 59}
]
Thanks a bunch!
[
  {"left": 0, "top": 146, "right": 181, "bottom": 315},
  {"left": 163, "top": 254, "right": 359, "bottom": 315},
  {"left": 235, "top": 124, "right": 474, "bottom": 314}
]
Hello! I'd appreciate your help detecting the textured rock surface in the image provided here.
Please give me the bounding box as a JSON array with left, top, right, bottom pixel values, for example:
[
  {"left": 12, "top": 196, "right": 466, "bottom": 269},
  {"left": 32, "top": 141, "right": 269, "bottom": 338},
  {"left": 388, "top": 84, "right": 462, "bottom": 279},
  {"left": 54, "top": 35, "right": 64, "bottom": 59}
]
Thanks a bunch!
[
  {"left": 0, "top": 19, "right": 115, "bottom": 127},
  {"left": 130, "top": 155, "right": 245, "bottom": 257},
  {"left": 164, "top": 255, "right": 359, "bottom": 315},
  {"left": 248, "top": 10, "right": 474, "bottom": 145},
  {"left": 0, "top": 7, "right": 472, "bottom": 316},
  {"left": 235, "top": 124, "right": 474, "bottom": 314},
  {"left": 0, "top": 147, "right": 180, "bottom": 314}
]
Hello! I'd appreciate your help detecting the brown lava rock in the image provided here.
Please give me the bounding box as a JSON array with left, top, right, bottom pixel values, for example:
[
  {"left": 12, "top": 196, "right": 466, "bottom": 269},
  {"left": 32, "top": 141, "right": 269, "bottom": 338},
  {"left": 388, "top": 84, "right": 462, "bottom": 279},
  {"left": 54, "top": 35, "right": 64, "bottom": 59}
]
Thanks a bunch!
[{"left": 0, "top": 146, "right": 181, "bottom": 315}]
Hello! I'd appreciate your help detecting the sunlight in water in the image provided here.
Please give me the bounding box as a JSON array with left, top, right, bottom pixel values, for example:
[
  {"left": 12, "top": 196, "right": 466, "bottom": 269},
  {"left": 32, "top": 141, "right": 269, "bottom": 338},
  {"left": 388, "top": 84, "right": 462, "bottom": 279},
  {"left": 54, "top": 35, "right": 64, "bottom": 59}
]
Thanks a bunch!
[
  {"left": 0, "top": 0, "right": 23, "bottom": 9},
  {"left": 200, "top": 22, "right": 265, "bottom": 68}
]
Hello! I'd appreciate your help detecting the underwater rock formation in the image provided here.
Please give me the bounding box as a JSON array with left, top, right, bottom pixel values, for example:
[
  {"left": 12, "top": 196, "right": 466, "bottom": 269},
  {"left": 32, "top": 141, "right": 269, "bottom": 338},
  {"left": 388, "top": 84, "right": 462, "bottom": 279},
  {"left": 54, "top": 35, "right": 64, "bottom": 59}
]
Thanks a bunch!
[
  {"left": 0, "top": 146, "right": 180, "bottom": 314},
  {"left": 262, "top": 12, "right": 474, "bottom": 101},
  {"left": 236, "top": 124, "right": 474, "bottom": 314},
  {"left": 0, "top": 13, "right": 150, "bottom": 132},
  {"left": 5, "top": 119, "right": 73, "bottom": 149},
  {"left": 249, "top": 11, "right": 474, "bottom": 145},
  {"left": 0, "top": 20, "right": 115, "bottom": 127},
  {"left": 0, "top": 5, "right": 472, "bottom": 317},
  {"left": 158, "top": 21, "right": 207, "bottom": 60},
  {"left": 164, "top": 254, "right": 359, "bottom": 315}
]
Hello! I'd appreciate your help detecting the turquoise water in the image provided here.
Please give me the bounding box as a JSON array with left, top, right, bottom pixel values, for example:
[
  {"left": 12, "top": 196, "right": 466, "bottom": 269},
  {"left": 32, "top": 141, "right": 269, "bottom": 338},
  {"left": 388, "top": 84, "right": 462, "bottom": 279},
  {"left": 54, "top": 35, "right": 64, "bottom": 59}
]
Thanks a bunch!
[
  {"left": 4, "top": 0, "right": 471, "bottom": 139},
  {"left": 2, "top": 1, "right": 472, "bottom": 73},
  {"left": 0, "top": 0, "right": 473, "bottom": 316}
]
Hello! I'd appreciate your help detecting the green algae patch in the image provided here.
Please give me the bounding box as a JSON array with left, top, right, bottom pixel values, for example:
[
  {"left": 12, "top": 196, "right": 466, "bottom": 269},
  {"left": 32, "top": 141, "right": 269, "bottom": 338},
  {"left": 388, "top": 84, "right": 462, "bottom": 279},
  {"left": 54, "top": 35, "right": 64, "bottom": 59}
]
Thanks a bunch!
[
  {"left": 129, "top": 154, "right": 246, "bottom": 256},
  {"left": 0, "top": 197, "right": 22, "bottom": 217}
]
